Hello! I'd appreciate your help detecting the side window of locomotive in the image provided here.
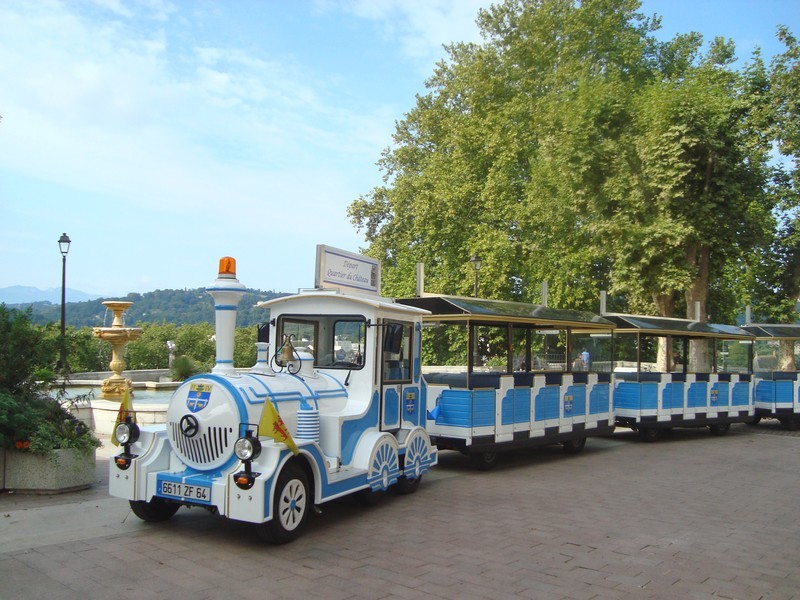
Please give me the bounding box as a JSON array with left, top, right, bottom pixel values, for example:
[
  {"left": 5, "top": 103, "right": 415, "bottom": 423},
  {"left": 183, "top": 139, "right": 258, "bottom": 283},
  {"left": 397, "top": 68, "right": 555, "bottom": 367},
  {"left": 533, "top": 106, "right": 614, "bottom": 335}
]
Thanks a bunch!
[{"left": 383, "top": 322, "right": 412, "bottom": 383}]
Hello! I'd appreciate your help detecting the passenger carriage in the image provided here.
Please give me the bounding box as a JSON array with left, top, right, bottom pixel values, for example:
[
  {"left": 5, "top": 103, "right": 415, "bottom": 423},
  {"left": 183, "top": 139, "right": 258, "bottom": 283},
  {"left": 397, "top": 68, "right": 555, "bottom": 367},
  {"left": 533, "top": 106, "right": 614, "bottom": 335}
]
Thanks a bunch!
[
  {"left": 742, "top": 323, "right": 800, "bottom": 430},
  {"left": 606, "top": 313, "right": 755, "bottom": 441},
  {"left": 396, "top": 295, "right": 616, "bottom": 469},
  {"left": 110, "top": 249, "right": 437, "bottom": 543}
]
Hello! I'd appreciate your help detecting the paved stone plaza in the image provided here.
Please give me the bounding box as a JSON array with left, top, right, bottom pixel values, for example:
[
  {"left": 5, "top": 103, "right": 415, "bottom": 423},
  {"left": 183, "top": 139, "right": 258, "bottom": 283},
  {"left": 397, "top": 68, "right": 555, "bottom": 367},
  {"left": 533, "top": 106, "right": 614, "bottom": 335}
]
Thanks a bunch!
[{"left": 1, "top": 423, "right": 799, "bottom": 599}]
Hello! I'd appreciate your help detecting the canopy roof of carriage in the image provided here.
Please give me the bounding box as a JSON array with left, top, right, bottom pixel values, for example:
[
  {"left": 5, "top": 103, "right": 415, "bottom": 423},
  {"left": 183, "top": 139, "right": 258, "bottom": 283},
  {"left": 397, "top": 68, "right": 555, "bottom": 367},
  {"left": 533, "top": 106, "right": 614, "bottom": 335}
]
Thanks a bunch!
[
  {"left": 604, "top": 313, "right": 754, "bottom": 339},
  {"left": 742, "top": 324, "right": 800, "bottom": 340},
  {"left": 396, "top": 295, "right": 614, "bottom": 330}
]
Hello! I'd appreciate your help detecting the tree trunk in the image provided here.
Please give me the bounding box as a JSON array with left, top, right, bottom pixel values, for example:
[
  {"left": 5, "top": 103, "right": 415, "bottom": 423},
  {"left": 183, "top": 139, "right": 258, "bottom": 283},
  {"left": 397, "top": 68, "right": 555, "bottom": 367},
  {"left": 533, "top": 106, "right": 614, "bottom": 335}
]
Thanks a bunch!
[
  {"left": 778, "top": 340, "right": 796, "bottom": 371},
  {"left": 652, "top": 293, "right": 675, "bottom": 372},
  {"left": 685, "top": 243, "right": 711, "bottom": 372}
]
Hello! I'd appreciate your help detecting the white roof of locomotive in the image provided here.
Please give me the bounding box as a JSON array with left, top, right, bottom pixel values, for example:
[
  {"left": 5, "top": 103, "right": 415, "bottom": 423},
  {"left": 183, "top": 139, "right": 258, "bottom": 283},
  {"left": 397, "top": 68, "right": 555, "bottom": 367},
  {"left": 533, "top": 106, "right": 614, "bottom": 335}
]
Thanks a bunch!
[{"left": 256, "top": 288, "right": 430, "bottom": 316}]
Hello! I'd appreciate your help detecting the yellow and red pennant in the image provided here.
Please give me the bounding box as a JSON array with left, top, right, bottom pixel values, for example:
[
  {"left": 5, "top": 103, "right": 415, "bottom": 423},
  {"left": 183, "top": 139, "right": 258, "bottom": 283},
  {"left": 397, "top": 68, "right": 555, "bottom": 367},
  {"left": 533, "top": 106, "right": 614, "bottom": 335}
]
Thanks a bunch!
[
  {"left": 111, "top": 387, "right": 136, "bottom": 447},
  {"left": 258, "top": 399, "right": 299, "bottom": 455}
]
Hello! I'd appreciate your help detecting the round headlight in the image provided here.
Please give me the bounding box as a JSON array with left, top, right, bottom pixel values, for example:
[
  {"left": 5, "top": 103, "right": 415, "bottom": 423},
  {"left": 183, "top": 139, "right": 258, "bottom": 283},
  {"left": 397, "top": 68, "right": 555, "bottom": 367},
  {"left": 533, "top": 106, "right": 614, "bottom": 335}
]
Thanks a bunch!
[
  {"left": 114, "top": 421, "right": 139, "bottom": 445},
  {"left": 234, "top": 436, "right": 261, "bottom": 461}
]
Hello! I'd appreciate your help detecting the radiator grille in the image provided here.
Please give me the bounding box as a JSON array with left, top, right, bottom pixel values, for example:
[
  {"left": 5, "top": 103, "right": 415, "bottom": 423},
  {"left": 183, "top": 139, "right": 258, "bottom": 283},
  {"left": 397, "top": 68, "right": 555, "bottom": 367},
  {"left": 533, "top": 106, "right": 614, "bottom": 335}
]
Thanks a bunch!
[{"left": 169, "top": 421, "right": 234, "bottom": 467}]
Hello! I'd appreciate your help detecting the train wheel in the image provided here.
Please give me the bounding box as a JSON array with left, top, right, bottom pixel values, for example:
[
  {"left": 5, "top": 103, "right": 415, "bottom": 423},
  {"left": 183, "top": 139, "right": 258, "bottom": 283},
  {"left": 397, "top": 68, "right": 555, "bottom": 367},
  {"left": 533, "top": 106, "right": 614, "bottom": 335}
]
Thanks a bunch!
[
  {"left": 469, "top": 450, "right": 498, "bottom": 471},
  {"left": 355, "top": 488, "right": 385, "bottom": 506},
  {"left": 779, "top": 417, "right": 800, "bottom": 431},
  {"left": 638, "top": 428, "right": 661, "bottom": 443},
  {"left": 708, "top": 423, "right": 730, "bottom": 436},
  {"left": 393, "top": 475, "right": 422, "bottom": 495},
  {"left": 745, "top": 416, "right": 761, "bottom": 426},
  {"left": 395, "top": 428, "right": 432, "bottom": 495},
  {"left": 362, "top": 434, "right": 400, "bottom": 492},
  {"left": 129, "top": 498, "right": 180, "bottom": 522},
  {"left": 562, "top": 437, "right": 587, "bottom": 455},
  {"left": 257, "top": 463, "right": 310, "bottom": 545}
]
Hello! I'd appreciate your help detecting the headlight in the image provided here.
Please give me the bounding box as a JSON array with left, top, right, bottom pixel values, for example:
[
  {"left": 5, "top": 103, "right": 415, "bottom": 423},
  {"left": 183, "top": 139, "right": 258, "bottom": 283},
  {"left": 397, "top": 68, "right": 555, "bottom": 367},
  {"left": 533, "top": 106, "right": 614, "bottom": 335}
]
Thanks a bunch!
[
  {"left": 234, "top": 436, "right": 261, "bottom": 461},
  {"left": 114, "top": 421, "right": 140, "bottom": 445}
]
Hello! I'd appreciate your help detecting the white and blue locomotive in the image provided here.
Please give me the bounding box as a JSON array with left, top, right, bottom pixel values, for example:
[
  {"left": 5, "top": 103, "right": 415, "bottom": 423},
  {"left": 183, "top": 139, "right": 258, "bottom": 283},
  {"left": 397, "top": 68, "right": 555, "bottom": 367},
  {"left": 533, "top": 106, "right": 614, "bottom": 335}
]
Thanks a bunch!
[{"left": 110, "top": 255, "right": 436, "bottom": 543}]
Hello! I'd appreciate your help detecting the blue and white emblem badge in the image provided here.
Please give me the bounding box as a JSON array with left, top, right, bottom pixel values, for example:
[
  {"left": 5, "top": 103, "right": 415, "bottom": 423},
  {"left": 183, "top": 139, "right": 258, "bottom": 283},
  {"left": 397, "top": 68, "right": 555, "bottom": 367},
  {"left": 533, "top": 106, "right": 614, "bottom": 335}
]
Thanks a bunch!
[{"left": 187, "top": 383, "right": 212, "bottom": 412}]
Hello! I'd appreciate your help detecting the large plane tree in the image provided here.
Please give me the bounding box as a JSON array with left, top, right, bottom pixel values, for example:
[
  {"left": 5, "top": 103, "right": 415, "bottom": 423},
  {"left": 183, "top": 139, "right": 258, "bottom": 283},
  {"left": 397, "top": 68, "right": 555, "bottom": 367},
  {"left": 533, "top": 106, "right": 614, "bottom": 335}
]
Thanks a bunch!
[{"left": 350, "top": 0, "right": 793, "bottom": 325}]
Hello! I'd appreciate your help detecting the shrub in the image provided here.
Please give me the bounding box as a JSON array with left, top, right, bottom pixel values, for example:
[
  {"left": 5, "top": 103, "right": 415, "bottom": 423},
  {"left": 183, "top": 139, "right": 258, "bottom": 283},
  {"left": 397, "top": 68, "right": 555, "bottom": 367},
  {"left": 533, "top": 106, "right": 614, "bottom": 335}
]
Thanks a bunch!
[
  {"left": 0, "top": 389, "right": 100, "bottom": 454},
  {"left": 0, "top": 306, "right": 100, "bottom": 455},
  {"left": 0, "top": 305, "right": 57, "bottom": 395},
  {"left": 170, "top": 355, "right": 201, "bottom": 381}
]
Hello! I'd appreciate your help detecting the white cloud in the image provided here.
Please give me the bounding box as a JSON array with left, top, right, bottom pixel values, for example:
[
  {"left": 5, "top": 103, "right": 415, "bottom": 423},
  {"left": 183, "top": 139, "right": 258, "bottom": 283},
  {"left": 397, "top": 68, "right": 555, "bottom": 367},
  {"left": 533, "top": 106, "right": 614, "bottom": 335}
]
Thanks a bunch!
[
  {"left": 0, "top": 1, "right": 390, "bottom": 217},
  {"left": 344, "top": 0, "right": 489, "bottom": 65}
]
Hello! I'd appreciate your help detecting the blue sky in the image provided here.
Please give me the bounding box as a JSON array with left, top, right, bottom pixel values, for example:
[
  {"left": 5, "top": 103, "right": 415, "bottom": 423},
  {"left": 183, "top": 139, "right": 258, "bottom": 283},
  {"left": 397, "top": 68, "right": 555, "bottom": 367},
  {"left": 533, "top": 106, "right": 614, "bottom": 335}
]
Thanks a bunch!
[{"left": 1, "top": 0, "right": 797, "bottom": 298}]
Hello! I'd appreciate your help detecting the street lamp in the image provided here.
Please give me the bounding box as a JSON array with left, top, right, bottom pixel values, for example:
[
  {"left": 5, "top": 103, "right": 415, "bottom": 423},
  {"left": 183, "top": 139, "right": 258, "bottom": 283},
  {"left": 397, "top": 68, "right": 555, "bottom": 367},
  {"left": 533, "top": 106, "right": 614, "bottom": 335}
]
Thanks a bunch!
[
  {"left": 166, "top": 340, "right": 176, "bottom": 368},
  {"left": 58, "top": 233, "right": 71, "bottom": 372},
  {"left": 469, "top": 254, "right": 482, "bottom": 297}
]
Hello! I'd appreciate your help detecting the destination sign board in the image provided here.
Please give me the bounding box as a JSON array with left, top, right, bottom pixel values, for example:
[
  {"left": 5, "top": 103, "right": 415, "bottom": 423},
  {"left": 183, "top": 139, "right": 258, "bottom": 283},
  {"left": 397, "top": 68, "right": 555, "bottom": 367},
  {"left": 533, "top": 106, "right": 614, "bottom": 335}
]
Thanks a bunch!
[{"left": 315, "top": 244, "right": 381, "bottom": 294}]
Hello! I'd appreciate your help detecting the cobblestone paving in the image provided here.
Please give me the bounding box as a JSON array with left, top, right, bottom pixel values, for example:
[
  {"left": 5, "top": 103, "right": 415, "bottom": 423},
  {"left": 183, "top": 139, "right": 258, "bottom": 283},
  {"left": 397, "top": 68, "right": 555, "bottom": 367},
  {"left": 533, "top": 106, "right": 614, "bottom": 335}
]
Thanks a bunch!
[{"left": 2, "top": 426, "right": 799, "bottom": 599}]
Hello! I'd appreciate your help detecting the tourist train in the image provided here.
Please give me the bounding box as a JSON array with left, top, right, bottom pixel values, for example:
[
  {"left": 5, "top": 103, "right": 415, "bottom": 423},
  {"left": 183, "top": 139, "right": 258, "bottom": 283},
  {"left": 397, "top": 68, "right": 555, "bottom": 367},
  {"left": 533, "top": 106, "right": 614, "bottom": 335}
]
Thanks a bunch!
[{"left": 109, "top": 246, "right": 800, "bottom": 543}]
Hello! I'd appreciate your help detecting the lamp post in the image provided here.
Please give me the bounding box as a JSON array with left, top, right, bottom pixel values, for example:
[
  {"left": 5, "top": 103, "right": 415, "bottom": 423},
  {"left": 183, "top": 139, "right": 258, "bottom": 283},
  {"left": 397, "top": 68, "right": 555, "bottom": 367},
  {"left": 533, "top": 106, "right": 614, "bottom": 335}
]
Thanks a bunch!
[
  {"left": 58, "top": 233, "right": 71, "bottom": 371},
  {"left": 469, "top": 254, "right": 482, "bottom": 297},
  {"left": 166, "top": 340, "right": 176, "bottom": 368}
]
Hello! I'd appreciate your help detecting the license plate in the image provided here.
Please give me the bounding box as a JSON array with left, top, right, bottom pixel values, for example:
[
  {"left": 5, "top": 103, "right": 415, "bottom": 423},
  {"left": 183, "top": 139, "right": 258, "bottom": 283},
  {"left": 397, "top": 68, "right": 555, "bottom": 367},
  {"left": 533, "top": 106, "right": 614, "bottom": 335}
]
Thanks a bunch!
[{"left": 159, "top": 480, "right": 211, "bottom": 503}]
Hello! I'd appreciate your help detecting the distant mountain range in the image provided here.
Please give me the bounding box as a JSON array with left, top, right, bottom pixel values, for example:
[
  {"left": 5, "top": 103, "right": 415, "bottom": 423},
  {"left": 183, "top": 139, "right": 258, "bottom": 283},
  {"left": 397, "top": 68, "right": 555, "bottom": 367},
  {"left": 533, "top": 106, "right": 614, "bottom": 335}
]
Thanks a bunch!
[
  {"left": 0, "top": 286, "right": 286, "bottom": 328},
  {"left": 0, "top": 285, "right": 102, "bottom": 304}
]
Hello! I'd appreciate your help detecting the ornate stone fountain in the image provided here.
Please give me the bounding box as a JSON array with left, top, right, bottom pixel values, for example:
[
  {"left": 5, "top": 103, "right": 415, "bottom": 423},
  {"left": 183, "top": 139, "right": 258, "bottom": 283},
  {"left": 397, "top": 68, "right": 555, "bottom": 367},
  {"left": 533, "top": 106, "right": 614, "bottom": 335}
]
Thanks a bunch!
[{"left": 92, "top": 301, "right": 143, "bottom": 399}]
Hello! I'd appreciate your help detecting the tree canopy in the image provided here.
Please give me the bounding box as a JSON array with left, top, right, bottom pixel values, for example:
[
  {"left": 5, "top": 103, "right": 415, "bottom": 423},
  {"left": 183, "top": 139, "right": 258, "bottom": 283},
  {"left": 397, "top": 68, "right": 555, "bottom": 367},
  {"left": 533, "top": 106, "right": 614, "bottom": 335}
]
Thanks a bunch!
[{"left": 349, "top": 0, "right": 798, "bottom": 324}]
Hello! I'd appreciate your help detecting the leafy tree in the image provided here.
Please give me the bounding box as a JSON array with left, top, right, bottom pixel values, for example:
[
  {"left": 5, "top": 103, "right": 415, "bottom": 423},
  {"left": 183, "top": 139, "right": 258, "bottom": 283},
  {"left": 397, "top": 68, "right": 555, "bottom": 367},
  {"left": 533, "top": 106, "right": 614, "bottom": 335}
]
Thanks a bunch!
[
  {"left": 0, "top": 305, "right": 56, "bottom": 394},
  {"left": 14, "top": 288, "right": 283, "bottom": 328},
  {"left": 125, "top": 322, "right": 179, "bottom": 370},
  {"left": 349, "top": 0, "right": 786, "bottom": 328},
  {"left": 234, "top": 325, "right": 258, "bottom": 368}
]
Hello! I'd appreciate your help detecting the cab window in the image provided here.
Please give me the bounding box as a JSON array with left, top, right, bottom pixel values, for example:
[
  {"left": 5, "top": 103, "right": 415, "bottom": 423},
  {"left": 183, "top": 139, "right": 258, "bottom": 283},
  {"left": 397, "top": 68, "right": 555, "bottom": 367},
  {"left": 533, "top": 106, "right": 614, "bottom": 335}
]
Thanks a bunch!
[{"left": 278, "top": 315, "right": 366, "bottom": 369}]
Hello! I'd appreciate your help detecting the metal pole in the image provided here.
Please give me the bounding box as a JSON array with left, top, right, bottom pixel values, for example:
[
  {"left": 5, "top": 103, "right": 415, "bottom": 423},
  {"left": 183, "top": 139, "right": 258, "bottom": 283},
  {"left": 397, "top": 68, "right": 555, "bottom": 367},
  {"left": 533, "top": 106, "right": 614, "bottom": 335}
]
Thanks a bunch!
[
  {"left": 473, "top": 271, "right": 478, "bottom": 297},
  {"left": 60, "top": 252, "right": 67, "bottom": 370}
]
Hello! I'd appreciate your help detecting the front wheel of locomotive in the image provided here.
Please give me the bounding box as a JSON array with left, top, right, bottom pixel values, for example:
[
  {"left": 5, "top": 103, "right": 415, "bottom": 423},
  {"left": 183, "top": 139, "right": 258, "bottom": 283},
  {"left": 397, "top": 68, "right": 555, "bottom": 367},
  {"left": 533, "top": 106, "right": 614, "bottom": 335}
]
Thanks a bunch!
[
  {"left": 129, "top": 498, "right": 180, "bottom": 522},
  {"left": 257, "top": 463, "right": 310, "bottom": 545}
]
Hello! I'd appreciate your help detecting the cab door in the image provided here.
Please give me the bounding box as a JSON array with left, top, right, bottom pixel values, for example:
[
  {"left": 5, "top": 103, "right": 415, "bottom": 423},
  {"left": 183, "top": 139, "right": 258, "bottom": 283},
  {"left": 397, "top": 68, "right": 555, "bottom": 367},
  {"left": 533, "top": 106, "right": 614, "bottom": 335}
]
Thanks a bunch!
[{"left": 380, "top": 320, "right": 413, "bottom": 431}]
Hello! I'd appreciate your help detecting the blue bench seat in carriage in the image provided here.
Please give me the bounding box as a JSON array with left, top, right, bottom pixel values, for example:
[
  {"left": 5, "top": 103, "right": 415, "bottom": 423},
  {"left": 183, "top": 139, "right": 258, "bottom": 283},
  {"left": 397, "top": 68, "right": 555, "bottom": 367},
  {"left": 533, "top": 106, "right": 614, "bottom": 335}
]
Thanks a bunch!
[
  {"left": 613, "top": 373, "right": 659, "bottom": 411},
  {"left": 710, "top": 381, "right": 729, "bottom": 407},
  {"left": 754, "top": 372, "right": 796, "bottom": 410},
  {"left": 687, "top": 380, "right": 708, "bottom": 409},
  {"left": 731, "top": 377, "right": 751, "bottom": 407},
  {"left": 433, "top": 389, "right": 495, "bottom": 427},
  {"left": 589, "top": 383, "right": 610, "bottom": 415}
]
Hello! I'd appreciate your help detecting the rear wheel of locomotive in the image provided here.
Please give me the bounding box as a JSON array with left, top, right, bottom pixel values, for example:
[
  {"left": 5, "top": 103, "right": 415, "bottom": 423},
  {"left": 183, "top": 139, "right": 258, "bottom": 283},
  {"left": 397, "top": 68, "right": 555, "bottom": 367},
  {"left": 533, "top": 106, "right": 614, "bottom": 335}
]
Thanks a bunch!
[
  {"left": 779, "top": 416, "right": 800, "bottom": 431},
  {"left": 562, "top": 437, "right": 587, "bottom": 455},
  {"left": 745, "top": 415, "right": 761, "bottom": 426},
  {"left": 129, "top": 497, "right": 180, "bottom": 522},
  {"left": 393, "top": 474, "right": 422, "bottom": 495},
  {"left": 257, "top": 463, "right": 310, "bottom": 545}
]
